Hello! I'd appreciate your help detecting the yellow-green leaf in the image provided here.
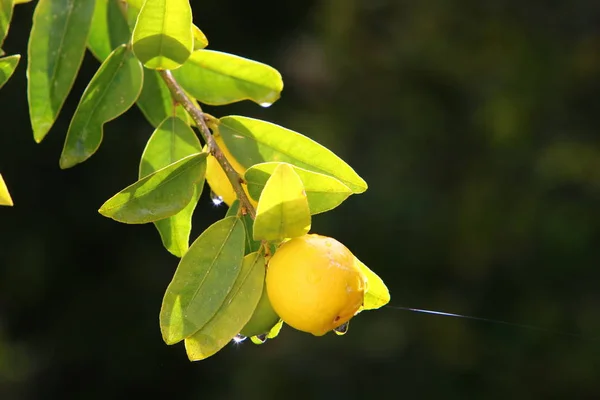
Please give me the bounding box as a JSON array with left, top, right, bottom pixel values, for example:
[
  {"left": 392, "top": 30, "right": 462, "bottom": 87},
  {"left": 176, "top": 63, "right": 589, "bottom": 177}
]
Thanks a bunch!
[
  {"left": 250, "top": 319, "right": 283, "bottom": 344},
  {"left": 184, "top": 252, "right": 265, "bottom": 361},
  {"left": 192, "top": 25, "right": 208, "bottom": 50},
  {"left": 0, "top": 173, "right": 13, "bottom": 206},
  {"left": 0, "top": 53, "right": 19, "bottom": 90},
  {"left": 219, "top": 116, "right": 368, "bottom": 194},
  {"left": 131, "top": 0, "right": 193, "bottom": 70},
  {"left": 355, "top": 257, "right": 390, "bottom": 310},
  {"left": 140, "top": 116, "right": 203, "bottom": 257},
  {"left": 253, "top": 163, "right": 311, "bottom": 241},
  {"left": 27, "top": 0, "right": 95, "bottom": 142},
  {"left": 99, "top": 152, "right": 206, "bottom": 224},
  {"left": 60, "top": 45, "right": 143, "bottom": 169},
  {"left": 160, "top": 216, "right": 246, "bottom": 345},
  {"left": 172, "top": 50, "right": 283, "bottom": 106},
  {"left": 245, "top": 162, "right": 352, "bottom": 215}
]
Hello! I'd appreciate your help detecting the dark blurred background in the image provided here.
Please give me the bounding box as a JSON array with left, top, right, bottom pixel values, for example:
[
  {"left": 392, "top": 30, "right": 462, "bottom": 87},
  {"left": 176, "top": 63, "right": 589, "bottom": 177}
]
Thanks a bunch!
[{"left": 2, "top": 0, "right": 600, "bottom": 398}]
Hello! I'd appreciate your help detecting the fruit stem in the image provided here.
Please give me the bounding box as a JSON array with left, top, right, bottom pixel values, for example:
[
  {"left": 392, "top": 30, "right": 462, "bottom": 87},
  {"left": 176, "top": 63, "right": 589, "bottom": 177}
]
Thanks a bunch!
[{"left": 159, "top": 70, "right": 257, "bottom": 219}]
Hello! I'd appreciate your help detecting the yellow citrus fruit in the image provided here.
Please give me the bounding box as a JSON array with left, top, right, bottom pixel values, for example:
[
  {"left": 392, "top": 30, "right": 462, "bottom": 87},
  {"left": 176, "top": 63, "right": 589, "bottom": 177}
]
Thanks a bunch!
[
  {"left": 266, "top": 234, "right": 366, "bottom": 336},
  {"left": 204, "top": 135, "right": 257, "bottom": 208}
]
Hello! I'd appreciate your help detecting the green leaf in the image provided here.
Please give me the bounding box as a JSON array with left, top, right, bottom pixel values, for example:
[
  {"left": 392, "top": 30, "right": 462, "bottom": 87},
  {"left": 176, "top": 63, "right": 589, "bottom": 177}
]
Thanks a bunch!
[
  {"left": 219, "top": 116, "right": 368, "bottom": 193},
  {"left": 140, "top": 116, "right": 203, "bottom": 257},
  {"left": 172, "top": 50, "right": 283, "bottom": 107},
  {"left": 253, "top": 163, "right": 311, "bottom": 241},
  {"left": 0, "top": 54, "right": 19, "bottom": 90},
  {"left": 136, "top": 69, "right": 190, "bottom": 128},
  {"left": 0, "top": 0, "right": 13, "bottom": 48},
  {"left": 160, "top": 216, "right": 246, "bottom": 345},
  {"left": 0, "top": 173, "right": 13, "bottom": 206},
  {"left": 245, "top": 162, "right": 353, "bottom": 215},
  {"left": 60, "top": 45, "right": 143, "bottom": 169},
  {"left": 99, "top": 152, "right": 206, "bottom": 224},
  {"left": 27, "top": 0, "right": 95, "bottom": 142},
  {"left": 240, "top": 284, "right": 280, "bottom": 337},
  {"left": 184, "top": 252, "right": 265, "bottom": 361},
  {"left": 131, "top": 0, "right": 193, "bottom": 70},
  {"left": 354, "top": 257, "right": 390, "bottom": 310},
  {"left": 87, "top": 0, "right": 131, "bottom": 62},
  {"left": 14, "top": 0, "right": 32, "bottom": 3}
]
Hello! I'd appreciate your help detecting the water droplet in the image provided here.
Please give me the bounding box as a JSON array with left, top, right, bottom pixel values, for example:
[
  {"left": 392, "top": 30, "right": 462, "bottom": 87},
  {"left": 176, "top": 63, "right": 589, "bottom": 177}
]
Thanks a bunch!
[
  {"left": 232, "top": 334, "right": 247, "bottom": 343},
  {"left": 210, "top": 190, "right": 224, "bottom": 206},
  {"left": 255, "top": 333, "right": 268, "bottom": 343},
  {"left": 259, "top": 102, "right": 273, "bottom": 108},
  {"left": 333, "top": 321, "right": 349, "bottom": 336}
]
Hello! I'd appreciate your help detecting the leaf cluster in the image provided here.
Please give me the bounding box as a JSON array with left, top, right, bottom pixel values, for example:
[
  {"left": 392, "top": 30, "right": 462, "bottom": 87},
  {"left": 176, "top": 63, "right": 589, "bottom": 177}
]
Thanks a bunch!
[{"left": 0, "top": 0, "right": 390, "bottom": 360}]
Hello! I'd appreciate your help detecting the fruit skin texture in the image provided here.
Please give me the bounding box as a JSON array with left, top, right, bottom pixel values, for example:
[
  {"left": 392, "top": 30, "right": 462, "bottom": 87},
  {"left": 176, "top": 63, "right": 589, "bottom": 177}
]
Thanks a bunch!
[
  {"left": 205, "top": 135, "right": 257, "bottom": 207},
  {"left": 266, "top": 234, "right": 366, "bottom": 336}
]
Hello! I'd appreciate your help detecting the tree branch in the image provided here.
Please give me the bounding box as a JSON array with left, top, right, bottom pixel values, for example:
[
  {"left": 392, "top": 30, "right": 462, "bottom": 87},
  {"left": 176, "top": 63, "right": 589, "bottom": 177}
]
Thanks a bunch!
[{"left": 158, "top": 70, "right": 256, "bottom": 219}]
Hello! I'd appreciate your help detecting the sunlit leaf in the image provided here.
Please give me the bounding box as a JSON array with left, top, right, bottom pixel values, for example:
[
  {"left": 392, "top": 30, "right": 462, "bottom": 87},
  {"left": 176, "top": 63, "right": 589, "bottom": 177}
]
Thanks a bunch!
[
  {"left": 140, "top": 116, "right": 203, "bottom": 257},
  {"left": 131, "top": 0, "right": 193, "bottom": 70},
  {"left": 0, "top": 54, "right": 19, "bottom": 90},
  {"left": 192, "top": 25, "right": 208, "bottom": 50},
  {"left": 87, "top": 0, "right": 130, "bottom": 62},
  {"left": 126, "top": 0, "right": 205, "bottom": 50},
  {"left": 184, "top": 252, "right": 265, "bottom": 361},
  {"left": 253, "top": 163, "right": 311, "bottom": 241},
  {"left": 160, "top": 216, "right": 246, "bottom": 344},
  {"left": 0, "top": 173, "right": 13, "bottom": 206},
  {"left": 99, "top": 152, "right": 206, "bottom": 224},
  {"left": 172, "top": 50, "right": 283, "bottom": 106},
  {"left": 60, "top": 45, "right": 143, "bottom": 169},
  {"left": 245, "top": 162, "right": 353, "bottom": 215},
  {"left": 354, "top": 257, "right": 390, "bottom": 310},
  {"left": 219, "top": 116, "right": 368, "bottom": 193},
  {"left": 27, "top": 0, "right": 95, "bottom": 142}
]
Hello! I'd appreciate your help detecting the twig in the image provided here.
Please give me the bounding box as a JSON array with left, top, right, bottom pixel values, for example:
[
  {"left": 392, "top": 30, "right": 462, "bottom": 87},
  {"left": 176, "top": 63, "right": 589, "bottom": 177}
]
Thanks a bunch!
[{"left": 159, "top": 70, "right": 256, "bottom": 219}]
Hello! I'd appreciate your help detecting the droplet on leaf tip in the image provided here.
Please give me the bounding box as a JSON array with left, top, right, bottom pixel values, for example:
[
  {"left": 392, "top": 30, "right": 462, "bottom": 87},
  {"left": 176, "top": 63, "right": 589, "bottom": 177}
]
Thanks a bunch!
[
  {"left": 233, "top": 334, "right": 247, "bottom": 343},
  {"left": 210, "top": 190, "right": 224, "bottom": 206},
  {"left": 255, "top": 334, "right": 267, "bottom": 344},
  {"left": 259, "top": 102, "right": 273, "bottom": 108}
]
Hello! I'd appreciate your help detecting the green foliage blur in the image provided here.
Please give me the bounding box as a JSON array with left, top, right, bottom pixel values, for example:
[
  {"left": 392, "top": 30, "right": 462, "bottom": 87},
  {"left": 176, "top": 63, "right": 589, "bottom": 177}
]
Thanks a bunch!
[{"left": 1, "top": 0, "right": 599, "bottom": 398}]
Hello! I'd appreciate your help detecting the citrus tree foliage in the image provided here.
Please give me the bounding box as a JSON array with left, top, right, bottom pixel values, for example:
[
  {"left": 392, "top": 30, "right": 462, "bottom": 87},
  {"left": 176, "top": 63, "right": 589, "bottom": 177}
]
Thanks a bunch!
[{"left": 0, "top": 0, "right": 390, "bottom": 360}]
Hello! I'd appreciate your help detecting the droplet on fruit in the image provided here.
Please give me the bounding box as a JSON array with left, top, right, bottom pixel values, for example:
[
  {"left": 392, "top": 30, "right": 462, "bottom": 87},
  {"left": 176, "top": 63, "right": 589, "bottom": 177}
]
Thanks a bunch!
[{"left": 333, "top": 321, "right": 349, "bottom": 336}]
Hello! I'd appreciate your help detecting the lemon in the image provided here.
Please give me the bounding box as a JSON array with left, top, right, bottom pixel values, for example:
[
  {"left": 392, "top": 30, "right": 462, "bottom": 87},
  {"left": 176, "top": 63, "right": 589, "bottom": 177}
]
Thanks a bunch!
[
  {"left": 204, "top": 135, "right": 257, "bottom": 208},
  {"left": 266, "top": 234, "right": 366, "bottom": 336}
]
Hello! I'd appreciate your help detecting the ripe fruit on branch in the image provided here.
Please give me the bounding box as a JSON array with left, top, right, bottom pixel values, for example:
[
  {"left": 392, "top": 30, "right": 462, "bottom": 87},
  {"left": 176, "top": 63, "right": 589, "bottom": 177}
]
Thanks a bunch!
[{"left": 266, "top": 234, "right": 366, "bottom": 336}]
